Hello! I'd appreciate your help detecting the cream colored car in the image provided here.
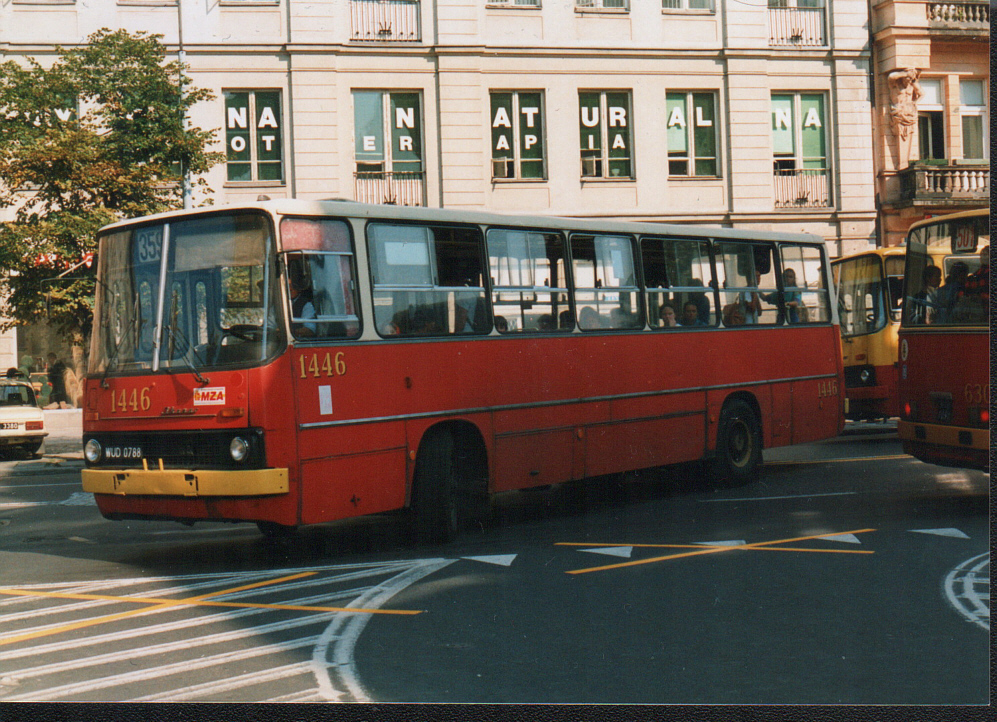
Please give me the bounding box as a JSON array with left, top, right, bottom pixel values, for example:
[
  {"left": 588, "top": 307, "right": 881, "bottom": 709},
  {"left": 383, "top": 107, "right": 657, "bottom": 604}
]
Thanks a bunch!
[{"left": 0, "top": 380, "right": 47, "bottom": 456}]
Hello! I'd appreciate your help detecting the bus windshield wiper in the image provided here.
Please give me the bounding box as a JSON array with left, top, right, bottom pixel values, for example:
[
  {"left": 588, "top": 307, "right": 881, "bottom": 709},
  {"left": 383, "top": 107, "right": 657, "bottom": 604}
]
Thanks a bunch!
[{"left": 164, "top": 291, "right": 210, "bottom": 386}]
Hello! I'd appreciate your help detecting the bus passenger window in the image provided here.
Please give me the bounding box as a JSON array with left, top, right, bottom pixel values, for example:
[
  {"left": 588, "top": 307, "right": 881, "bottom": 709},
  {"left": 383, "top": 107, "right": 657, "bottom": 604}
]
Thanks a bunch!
[
  {"left": 640, "top": 236, "right": 714, "bottom": 328},
  {"left": 780, "top": 244, "right": 830, "bottom": 324},
  {"left": 571, "top": 234, "right": 642, "bottom": 331},
  {"left": 280, "top": 218, "right": 361, "bottom": 339},
  {"left": 487, "top": 229, "right": 569, "bottom": 333},
  {"left": 369, "top": 223, "right": 488, "bottom": 337},
  {"left": 716, "top": 242, "right": 779, "bottom": 326}
]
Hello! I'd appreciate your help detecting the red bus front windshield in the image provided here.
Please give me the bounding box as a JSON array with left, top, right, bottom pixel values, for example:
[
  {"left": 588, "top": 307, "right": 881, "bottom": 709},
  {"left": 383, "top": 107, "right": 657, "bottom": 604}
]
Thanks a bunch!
[
  {"left": 89, "top": 212, "right": 285, "bottom": 376},
  {"left": 902, "top": 214, "right": 989, "bottom": 328}
]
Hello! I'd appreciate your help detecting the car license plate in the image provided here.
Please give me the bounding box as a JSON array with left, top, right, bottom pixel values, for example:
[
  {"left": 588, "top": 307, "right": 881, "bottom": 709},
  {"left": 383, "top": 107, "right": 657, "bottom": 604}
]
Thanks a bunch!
[
  {"left": 0, "top": 422, "right": 18, "bottom": 430},
  {"left": 104, "top": 446, "right": 143, "bottom": 460}
]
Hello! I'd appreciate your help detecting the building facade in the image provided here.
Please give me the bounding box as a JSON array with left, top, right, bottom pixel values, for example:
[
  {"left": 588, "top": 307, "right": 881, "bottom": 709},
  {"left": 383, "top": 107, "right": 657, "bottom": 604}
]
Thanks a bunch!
[
  {"left": 1, "top": 0, "right": 879, "bottom": 256},
  {"left": 870, "top": 0, "right": 989, "bottom": 246}
]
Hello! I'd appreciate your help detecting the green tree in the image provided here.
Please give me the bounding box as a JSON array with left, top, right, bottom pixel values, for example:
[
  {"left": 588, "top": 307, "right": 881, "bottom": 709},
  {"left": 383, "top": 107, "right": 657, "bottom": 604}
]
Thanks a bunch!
[{"left": 0, "top": 29, "right": 223, "bottom": 344}]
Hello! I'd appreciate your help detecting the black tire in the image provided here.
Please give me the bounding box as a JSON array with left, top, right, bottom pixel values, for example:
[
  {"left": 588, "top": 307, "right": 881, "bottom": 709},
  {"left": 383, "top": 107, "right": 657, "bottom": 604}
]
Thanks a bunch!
[
  {"left": 708, "top": 399, "right": 762, "bottom": 487},
  {"left": 256, "top": 521, "right": 297, "bottom": 538},
  {"left": 21, "top": 440, "right": 43, "bottom": 456},
  {"left": 410, "top": 432, "right": 460, "bottom": 544}
]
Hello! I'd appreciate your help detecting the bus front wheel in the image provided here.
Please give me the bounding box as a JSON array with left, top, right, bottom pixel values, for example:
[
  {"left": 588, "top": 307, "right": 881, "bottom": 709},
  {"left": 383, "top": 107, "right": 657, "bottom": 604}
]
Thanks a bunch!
[{"left": 708, "top": 399, "right": 762, "bottom": 486}]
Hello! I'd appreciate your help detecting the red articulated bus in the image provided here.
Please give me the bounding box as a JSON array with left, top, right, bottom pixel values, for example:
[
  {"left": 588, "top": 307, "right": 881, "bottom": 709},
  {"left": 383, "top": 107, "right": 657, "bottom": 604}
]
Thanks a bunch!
[
  {"left": 897, "top": 208, "right": 989, "bottom": 471},
  {"left": 81, "top": 201, "right": 845, "bottom": 540}
]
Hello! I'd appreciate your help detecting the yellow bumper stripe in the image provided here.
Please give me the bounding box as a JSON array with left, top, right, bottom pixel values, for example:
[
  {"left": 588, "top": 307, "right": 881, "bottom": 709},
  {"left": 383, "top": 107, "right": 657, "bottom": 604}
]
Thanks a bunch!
[
  {"left": 897, "top": 421, "right": 988, "bottom": 451},
  {"left": 82, "top": 467, "right": 289, "bottom": 497}
]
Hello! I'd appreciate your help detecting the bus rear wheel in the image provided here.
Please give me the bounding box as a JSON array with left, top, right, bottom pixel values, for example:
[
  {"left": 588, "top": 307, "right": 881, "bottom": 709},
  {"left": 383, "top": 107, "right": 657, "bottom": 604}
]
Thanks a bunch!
[{"left": 708, "top": 399, "right": 762, "bottom": 487}]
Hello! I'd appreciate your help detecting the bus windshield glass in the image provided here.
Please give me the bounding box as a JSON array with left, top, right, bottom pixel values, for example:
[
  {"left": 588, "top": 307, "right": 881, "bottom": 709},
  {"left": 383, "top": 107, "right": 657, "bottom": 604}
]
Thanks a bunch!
[
  {"left": 90, "top": 212, "right": 283, "bottom": 375},
  {"left": 835, "top": 254, "right": 890, "bottom": 337},
  {"left": 903, "top": 214, "right": 989, "bottom": 327}
]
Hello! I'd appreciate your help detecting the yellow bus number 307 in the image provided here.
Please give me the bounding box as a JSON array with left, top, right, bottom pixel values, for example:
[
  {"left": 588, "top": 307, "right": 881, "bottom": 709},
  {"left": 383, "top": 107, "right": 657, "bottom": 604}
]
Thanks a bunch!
[{"left": 298, "top": 352, "right": 347, "bottom": 379}]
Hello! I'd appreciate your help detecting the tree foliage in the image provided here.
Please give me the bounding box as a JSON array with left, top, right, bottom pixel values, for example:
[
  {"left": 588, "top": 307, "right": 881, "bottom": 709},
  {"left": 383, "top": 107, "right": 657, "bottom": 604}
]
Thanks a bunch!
[{"left": 0, "top": 29, "right": 224, "bottom": 342}]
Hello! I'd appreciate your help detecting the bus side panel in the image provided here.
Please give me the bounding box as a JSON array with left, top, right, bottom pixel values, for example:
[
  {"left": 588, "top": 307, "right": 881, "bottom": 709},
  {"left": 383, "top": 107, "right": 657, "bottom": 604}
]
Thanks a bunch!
[
  {"left": 300, "top": 449, "right": 408, "bottom": 524},
  {"left": 494, "top": 430, "right": 578, "bottom": 490}
]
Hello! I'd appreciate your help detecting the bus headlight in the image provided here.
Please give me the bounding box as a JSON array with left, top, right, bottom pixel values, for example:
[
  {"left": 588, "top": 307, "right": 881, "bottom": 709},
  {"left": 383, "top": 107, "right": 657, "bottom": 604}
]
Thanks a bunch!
[
  {"left": 84, "top": 439, "right": 102, "bottom": 463},
  {"left": 230, "top": 436, "right": 250, "bottom": 463},
  {"left": 859, "top": 369, "right": 871, "bottom": 383}
]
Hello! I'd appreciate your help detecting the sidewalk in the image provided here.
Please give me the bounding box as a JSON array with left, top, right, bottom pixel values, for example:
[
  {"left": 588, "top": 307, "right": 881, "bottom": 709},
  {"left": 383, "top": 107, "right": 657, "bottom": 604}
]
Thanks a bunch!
[{"left": 42, "top": 407, "right": 84, "bottom": 459}]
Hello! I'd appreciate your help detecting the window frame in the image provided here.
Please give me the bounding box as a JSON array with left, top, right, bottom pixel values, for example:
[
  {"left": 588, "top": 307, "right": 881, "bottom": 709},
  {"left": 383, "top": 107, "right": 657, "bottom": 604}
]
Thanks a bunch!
[
  {"left": 666, "top": 91, "right": 721, "bottom": 178},
  {"left": 569, "top": 232, "right": 643, "bottom": 331},
  {"left": 578, "top": 90, "right": 635, "bottom": 181},
  {"left": 487, "top": 227, "right": 571, "bottom": 333},
  {"left": 958, "top": 78, "right": 987, "bottom": 160},
  {"left": 223, "top": 89, "right": 285, "bottom": 185},
  {"left": 662, "top": 0, "right": 714, "bottom": 12},
  {"left": 490, "top": 91, "right": 548, "bottom": 181}
]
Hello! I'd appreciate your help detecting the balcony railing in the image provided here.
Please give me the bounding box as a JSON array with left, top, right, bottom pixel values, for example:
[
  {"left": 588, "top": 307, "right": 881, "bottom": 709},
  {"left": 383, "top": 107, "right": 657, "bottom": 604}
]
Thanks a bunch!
[
  {"left": 768, "top": 7, "right": 826, "bottom": 46},
  {"left": 773, "top": 168, "right": 831, "bottom": 208},
  {"left": 927, "top": 1, "right": 989, "bottom": 27},
  {"left": 897, "top": 163, "right": 990, "bottom": 205},
  {"left": 351, "top": 0, "right": 421, "bottom": 42},
  {"left": 355, "top": 171, "right": 426, "bottom": 206}
]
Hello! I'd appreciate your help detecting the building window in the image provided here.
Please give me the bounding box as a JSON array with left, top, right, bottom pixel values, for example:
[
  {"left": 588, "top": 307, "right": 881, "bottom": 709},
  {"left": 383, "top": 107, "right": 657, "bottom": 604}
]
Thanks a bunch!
[
  {"left": 579, "top": 91, "right": 633, "bottom": 180},
  {"left": 666, "top": 92, "right": 719, "bottom": 177},
  {"left": 491, "top": 92, "right": 546, "bottom": 180},
  {"left": 662, "top": 0, "right": 713, "bottom": 10},
  {"left": 353, "top": 90, "right": 425, "bottom": 206},
  {"left": 350, "top": 0, "right": 421, "bottom": 42},
  {"left": 488, "top": 0, "right": 541, "bottom": 6},
  {"left": 959, "top": 79, "right": 987, "bottom": 160},
  {"left": 224, "top": 90, "right": 284, "bottom": 183},
  {"left": 576, "top": 0, "right": 629, "bottom": 10},
  {"left": 768, "top": 0, "right": 825, "bottom": 46},
  {"left": 771, "top": 93, "right": 830, "bottom": 208},
  {"left": 916, "top": 78, "right": 945, "bottom": 161}
]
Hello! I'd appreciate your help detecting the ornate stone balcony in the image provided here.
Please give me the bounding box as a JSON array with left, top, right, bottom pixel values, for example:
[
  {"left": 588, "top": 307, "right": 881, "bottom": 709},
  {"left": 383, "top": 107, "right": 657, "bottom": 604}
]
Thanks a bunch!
[
  {"left": 351, "top": 0, "right": 421, "bottom": 42},
  {"left": 926, "top": 1, "right": 989, "bottom": 31},
  {"left": 897, "top": 162, "right": 990, "bottom": 206}
]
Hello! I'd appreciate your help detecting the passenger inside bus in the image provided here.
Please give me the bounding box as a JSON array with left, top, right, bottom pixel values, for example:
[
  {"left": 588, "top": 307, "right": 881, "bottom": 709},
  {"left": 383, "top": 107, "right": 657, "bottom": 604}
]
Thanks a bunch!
[
  {"left": 659, "top": 303, "right": 678, "bottom": 327},
  {"left": 908, "top": 265, "right": 941, "bottom": 325},
  {"left": 287, "top": 265, "right": 317, "bottom": 337},
  {"left": 936, "top": 261, "right": 969, "bottom": 323},
  {"left": 680, "top": 302, "right": 707, "bottom": 326}
]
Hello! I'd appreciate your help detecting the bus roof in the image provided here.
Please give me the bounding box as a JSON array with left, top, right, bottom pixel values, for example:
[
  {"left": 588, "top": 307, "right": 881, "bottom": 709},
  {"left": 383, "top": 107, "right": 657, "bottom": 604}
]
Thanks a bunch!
[
  {"left": 904, "top": 208, "right": 989, "bottom": 236},
  {"left": 97, "top": 199, "right": 825, "bottom": 245}
]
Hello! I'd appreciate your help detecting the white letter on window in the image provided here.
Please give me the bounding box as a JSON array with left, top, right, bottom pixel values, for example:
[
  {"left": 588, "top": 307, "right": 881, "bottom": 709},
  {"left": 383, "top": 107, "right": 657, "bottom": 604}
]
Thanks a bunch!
[
  {"left": 666, "top": 106, "right": 686, "bottom": 129},
  {"left": 495, "top": 135, "right": 511, "bottom": 151},
  {"left": 399, "top": 136, "right": 413, "bottom": 152},
  {"left": 492, "top": 106, "right": 512, "bottom": 128},
  {"left": 521, "top": 107, "right": 539, "bottom": 128},
  {"left": 581, "top": 107, "right": 600, "bottom": 128},
  {"left": 803, "top": 108, "right": 822, "bottom": 128},
  {"left": 261, "top": 136, "right": 276, "bottom": 152},
  {"left": 774, "top": 108, "right": 792, "bottom": 130},
  {"left": 695, "top": 106, "right": 713, "bottom": 127},
  {"left": 363, "top": 136, "right": 377, "bottom": 151},
  {"left": 611, "top": 133, "right": 627, "bottom": 149},
  {"left": 524, "top": 135, "right": 537, "bottom": 150},
  {"left": 230, "top": 136, "right": 246, "bottom": 153},
  {"left": 396, "top": 107, "right": 415, "bottom": 129},
  {"left": 228, "top": 106, "right": 248, "bottom": 130},
  {"left": 257, "top": 106, "right": 279, "bottom": 129},
  {"left": 609, "top": 107, "right": 627, "bottom": 127}
]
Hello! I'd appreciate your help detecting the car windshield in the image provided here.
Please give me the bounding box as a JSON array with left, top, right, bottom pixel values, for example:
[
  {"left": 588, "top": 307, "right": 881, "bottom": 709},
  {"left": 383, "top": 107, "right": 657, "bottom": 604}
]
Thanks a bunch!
[
  {"left": 0, "top": 382, "right": 37, "bottom": 407},
  {"left": 89, "top": 212, "right": 285, "bottom": 375}
]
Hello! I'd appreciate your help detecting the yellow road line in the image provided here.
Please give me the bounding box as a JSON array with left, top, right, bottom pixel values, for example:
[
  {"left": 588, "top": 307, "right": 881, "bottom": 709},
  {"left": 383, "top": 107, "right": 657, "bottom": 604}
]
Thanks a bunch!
[
  {"left": 0, "top": 572, "right": 421, "bottom": 648},
  {"left": 565, "top": 528, "right": 877, "bottom": 575}
]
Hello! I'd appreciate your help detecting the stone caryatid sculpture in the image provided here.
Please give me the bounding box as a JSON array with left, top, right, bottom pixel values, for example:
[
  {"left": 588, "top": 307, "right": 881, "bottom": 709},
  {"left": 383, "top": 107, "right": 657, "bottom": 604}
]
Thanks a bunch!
[{"left": 888, "top": 68, "right": 922, "bottom": 169}]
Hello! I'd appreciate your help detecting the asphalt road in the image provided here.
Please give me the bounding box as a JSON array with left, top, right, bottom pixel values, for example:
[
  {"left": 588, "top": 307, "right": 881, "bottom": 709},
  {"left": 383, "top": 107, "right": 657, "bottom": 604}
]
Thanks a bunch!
[{"left": 0, "top": 423, "right": 988, "bottom": 706}]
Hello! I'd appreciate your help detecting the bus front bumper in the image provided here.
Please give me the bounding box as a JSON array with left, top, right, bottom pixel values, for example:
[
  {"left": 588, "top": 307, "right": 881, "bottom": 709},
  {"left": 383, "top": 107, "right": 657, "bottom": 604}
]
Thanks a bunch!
[
  {"left": 897, "top": 420, "right": 988, "bottom": 451},
  {"left": 82, "top": 468, "right": 289, "bottom": 497}
]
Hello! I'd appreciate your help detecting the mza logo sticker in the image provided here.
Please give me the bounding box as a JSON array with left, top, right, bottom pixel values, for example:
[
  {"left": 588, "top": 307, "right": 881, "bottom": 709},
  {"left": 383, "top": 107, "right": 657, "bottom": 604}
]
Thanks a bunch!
[{"left": 193, "top": 387, "right": 226, "bottom": 406}]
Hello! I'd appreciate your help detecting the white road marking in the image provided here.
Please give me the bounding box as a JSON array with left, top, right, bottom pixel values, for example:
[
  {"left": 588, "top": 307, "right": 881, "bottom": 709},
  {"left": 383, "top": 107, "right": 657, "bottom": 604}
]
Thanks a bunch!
[
  {"left": 818, "top": 533, "right": 862, "bottom": 544},
  {"left": 695, "top": 540, "right": 746, "bottom": 547},
  {"left": 910, "top": 528, "right": 970, "bottom": 539},
  {"left": 461, "top": 554, "right": 517, "bottom": 566},
  {"left": 579, "top": 547, "right": 633, "bottom": 558},
  {"left": 0, "top": 492, "right": 95, "bottom": 510},
  {"left": 944, "top": 553, "right": 990, "bottom": 631},
  {"left": 698, "top": 492, "right": 857, "bottom": 503},
  {"left": 0, "top": 559, "right": 453, "bottom": 702}
]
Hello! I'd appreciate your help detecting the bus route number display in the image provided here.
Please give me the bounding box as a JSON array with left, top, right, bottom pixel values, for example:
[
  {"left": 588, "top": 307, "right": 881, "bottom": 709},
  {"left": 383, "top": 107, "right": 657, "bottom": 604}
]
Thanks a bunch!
[{"left": 135, "top": 227, "right": 164, "bottom": 265}]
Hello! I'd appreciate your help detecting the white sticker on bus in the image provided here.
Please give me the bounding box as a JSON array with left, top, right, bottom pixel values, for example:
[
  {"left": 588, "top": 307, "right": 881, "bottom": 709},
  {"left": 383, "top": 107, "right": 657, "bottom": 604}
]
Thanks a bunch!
[
  {"left": 319, "top": 385, "right": 333, "bottom": 416},
  {"left": 193, "top": 387, "right": 227, "bottom": 406}
]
